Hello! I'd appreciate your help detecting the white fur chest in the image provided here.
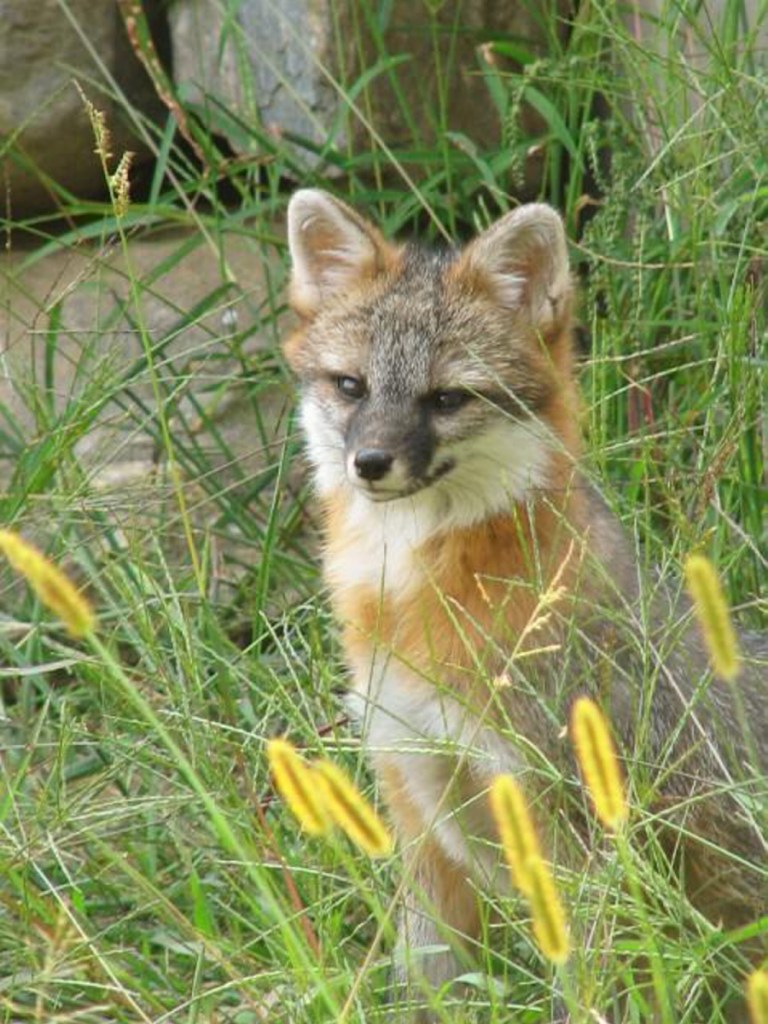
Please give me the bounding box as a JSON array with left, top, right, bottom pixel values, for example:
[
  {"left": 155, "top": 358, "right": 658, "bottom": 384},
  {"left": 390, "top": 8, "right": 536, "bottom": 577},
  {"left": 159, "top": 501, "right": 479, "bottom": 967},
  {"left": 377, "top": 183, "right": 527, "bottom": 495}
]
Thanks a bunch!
[
  {"left": 324, "top": 493, "right": 434, "bottom": 593},
  {"left": 347, "top": 649, "right": 523, "bottom": 880}
]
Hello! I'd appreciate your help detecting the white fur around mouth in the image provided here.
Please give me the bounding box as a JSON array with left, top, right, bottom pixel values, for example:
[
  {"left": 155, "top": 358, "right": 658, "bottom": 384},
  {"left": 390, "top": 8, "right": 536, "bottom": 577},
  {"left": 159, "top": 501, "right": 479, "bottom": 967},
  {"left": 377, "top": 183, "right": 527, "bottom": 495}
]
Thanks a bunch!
[
  {"left": 348, "top": 458, "right": 457, "bottom": 502},
  {"left": 324, "top": 419, "right": 552, "bottom": 593},
  {"left": 353, "top": 485, "right": 410, "bottom": 502}
]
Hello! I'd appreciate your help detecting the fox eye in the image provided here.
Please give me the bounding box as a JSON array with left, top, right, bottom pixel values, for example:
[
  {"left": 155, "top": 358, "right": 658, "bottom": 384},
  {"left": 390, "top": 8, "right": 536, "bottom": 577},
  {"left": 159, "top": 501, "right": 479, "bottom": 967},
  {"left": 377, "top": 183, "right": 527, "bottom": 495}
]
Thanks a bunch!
[
  {"left": 430, "top": 389, "right": 472, "bottom": 414},
  {"left": 335, "top": 375, "right": 367, "bottom": 400}
]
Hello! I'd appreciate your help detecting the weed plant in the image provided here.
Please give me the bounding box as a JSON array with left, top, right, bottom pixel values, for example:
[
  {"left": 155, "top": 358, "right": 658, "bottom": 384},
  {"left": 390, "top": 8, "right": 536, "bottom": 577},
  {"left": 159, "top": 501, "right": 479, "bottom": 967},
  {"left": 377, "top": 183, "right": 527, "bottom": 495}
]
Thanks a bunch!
[{"left": 0, "top": 1, "right": 765, "bottom": 1021}]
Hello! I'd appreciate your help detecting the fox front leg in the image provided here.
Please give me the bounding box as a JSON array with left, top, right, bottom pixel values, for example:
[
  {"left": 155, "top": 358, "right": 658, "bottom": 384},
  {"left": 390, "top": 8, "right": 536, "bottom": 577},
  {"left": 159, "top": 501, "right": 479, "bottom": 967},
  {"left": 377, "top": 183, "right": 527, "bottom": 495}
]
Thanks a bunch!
[{"left": 392, "top": 836, "right": 481, "bottom": 1022}]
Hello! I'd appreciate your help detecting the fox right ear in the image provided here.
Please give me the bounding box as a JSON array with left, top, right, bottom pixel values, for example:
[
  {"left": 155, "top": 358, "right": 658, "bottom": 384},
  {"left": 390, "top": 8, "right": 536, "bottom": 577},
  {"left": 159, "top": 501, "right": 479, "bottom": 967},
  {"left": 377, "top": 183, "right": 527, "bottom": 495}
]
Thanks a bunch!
[{"left": 287, "top": 190, "right": 390, "bottom": 316}]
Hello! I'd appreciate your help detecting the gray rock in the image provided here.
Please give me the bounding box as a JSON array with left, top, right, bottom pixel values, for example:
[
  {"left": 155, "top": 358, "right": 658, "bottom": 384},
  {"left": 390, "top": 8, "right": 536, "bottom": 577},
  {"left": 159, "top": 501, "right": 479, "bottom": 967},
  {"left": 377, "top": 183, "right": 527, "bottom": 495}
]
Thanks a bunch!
[
  {"left": 168, "top": 0, "right": 569, "bottom": 186},
  {"left": 0, "top": 231, "right": 293, "bottom": 579},
  {"left": 0, "top": 0, "right": 162, "bottom": 217},
  {"left": 169, "top": 0, "right": 339, "bottom": 158}
]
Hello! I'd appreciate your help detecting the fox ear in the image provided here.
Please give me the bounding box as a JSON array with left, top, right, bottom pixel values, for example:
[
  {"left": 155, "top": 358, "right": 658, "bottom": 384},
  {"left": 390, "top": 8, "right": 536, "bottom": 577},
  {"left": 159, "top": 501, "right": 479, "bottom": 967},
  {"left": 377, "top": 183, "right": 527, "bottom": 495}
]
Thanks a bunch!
[
  {"left": 460, "top": 204, "right": 571, "bottom": 334},
  {"left": 287, "top": 189, "right": 390, "bottom": 316}
]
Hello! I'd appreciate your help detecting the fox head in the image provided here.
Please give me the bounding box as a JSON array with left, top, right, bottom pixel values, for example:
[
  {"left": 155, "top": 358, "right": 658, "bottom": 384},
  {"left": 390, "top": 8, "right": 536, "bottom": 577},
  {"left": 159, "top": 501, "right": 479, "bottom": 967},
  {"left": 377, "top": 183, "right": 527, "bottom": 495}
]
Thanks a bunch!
[{"left": 284, "top": 190, "right": 579, "bottom": 520}]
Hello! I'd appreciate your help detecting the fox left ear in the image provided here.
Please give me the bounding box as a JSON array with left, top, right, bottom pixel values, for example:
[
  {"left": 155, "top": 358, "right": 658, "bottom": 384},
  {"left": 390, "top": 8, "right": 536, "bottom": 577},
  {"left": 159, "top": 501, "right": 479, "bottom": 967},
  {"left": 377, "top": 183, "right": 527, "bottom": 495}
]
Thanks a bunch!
[{"left": 459, "top": 204, "right": 571, "bottom": 335}]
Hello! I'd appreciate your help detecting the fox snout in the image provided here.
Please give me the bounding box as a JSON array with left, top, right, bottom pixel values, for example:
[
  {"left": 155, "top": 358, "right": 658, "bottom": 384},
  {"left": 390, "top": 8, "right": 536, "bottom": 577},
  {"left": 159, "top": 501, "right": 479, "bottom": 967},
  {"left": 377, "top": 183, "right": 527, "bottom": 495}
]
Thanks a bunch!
[
  {"left": 347, "top": 444, "right": 455, "bottom": 498},
  {"left": 353, "top": 448, "right": 393, "bottom": 482},
  {"left": 348, "top": 443, "right": 408, "bottom": 499},
  {"left": 344, "top": 411, "right": 448, "bottom": 499}
]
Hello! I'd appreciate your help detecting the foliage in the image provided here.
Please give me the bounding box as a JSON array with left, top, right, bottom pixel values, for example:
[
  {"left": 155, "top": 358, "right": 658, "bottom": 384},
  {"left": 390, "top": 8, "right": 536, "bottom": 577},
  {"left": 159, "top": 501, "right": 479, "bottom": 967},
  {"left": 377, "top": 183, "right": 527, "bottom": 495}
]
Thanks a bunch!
[{"left": 0, "top": 0, "right": 765, "bottom": 1020}]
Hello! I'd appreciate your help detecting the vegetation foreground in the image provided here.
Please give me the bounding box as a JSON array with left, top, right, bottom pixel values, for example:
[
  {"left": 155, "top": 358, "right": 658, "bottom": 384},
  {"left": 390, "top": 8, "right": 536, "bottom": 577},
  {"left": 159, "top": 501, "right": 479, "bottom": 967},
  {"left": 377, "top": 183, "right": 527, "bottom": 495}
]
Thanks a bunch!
[{"left": 0, "top": 2, "right": 765, "bottom": 1021}]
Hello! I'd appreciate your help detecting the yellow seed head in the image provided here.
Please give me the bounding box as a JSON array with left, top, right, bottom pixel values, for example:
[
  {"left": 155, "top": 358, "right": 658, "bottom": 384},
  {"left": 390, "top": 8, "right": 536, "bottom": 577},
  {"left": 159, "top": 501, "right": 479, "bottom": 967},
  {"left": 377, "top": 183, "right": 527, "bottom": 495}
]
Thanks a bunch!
[
  {"left": 267, "top": 739, "right": 330, "bottom": 836},
  {"left": 0, "top": 530, "right": 95, "bottom": 638},
  {"left": 747, "top": 968, "right": 768, "bottom": 1024},
  {"left": 526, "top": 855, "right": 570, "bottom": 966},
  {"left": 571, "top": 697, "right": 627, "bottom": 831},
  {"left": 488, "top": 775, "right": 542, "bottom": 894},
  {"left": 110, "top": 151, "right": 134, "bottom": 218},
  {"left": 313, "top": 760, "right": 393, "bottom": 858},
  {"left": 75, "top": 83, "right": 113, "bottom": 164},
  {"left": 90, "top": 105, "right": 112, "bottom": 163},
  {"left": 684, "top": 554, "right": 741, "bottom": 681}
]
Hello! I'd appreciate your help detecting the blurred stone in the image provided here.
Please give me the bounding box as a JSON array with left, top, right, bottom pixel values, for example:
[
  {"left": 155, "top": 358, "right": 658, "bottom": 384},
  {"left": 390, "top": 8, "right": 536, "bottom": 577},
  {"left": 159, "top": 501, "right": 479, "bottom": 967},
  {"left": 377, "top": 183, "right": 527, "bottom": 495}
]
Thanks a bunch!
[
  {"left": 5, "top": 0, "right": 767, "bottom": 219},
  {"left": 337, "top": 1, "right": 568, "bottom": 192},
  {"left": 0, "top": 0, "right": 163, "bottom": 217},
  {"left": 169, "top": 0, "right": 339, "bottom": 156},
  {"left": 168, "top": 0, "right": 569, "bottom": 191},
  {"left": 0, "top": 230, "right": 293, "bottom": 580}
]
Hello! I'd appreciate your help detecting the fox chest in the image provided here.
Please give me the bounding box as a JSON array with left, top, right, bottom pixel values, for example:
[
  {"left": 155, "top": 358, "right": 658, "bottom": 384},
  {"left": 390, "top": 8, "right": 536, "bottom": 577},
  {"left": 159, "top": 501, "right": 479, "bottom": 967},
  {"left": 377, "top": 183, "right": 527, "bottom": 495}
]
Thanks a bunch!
[
  {"left": 324, "top": 498, "right": 530, "bottom": 874},
  {"left": 343, "top": 633, "right": 523, "bottom": 879},
  {"left": 323, "top": 498, "right": 428, "bottom": 596}
]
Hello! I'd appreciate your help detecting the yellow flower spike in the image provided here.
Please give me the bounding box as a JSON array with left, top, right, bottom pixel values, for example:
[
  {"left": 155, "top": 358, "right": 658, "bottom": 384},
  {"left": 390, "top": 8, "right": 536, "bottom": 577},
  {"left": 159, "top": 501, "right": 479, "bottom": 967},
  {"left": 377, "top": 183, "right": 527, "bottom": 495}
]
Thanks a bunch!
[
  {"left": 684, "top": 553, "right": 741, "bottom": 682},
  {"left": 488, "top": 774, "right": 542, "bottom": 894},
  {"left": 313, "top": 760, "right": 393, "bottom": 858},
  {"left": 0, "top": 529, "right": 95, "bottom": 638},
  {"left": 571, "top": 697, "right": 628, "bottom": 831},
  {"left": 267, "top": 739, "right": 330, "bottom": 837},
  {"left": 526, "top": 855, "right": 570, "bottom": 966},
  {"left": 110, "top": 151, "right": 134, "bottom": 218},
  {"left": 747, "top": 968, "right": 768, "bottom": 1024}
]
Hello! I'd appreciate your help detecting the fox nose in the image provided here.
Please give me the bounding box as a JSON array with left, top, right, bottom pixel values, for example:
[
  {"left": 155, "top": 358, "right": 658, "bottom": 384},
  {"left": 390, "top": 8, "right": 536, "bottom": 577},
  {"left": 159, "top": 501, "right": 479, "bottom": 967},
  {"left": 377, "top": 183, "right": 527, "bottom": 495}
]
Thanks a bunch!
[{"left": 354, "top": 448, "right": 393, "bottom": 482}]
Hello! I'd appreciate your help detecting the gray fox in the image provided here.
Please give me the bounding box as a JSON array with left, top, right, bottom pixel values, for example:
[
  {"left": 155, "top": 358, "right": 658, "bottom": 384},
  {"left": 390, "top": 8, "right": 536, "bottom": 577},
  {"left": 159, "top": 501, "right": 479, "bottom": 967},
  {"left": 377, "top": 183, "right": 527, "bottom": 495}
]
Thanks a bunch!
[{"left": 284, "top": 188, "right": 767, "bottom": 1018}]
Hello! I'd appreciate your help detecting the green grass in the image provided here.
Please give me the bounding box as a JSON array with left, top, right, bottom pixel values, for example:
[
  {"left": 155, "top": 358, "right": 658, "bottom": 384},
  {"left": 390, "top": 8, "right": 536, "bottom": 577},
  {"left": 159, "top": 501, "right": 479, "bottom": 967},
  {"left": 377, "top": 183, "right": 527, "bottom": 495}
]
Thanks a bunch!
[{"left": 0, "top": 0, "right": 765, "bottom": 1021}]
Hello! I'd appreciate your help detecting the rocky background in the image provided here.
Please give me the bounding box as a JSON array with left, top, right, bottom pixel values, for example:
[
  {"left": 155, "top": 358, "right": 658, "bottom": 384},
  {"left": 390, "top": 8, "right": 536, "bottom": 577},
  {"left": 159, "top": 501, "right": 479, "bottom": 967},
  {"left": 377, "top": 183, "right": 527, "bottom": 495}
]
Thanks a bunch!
[
  {"left": 1, "top": 0, "right": 765, "bottom": 554},
  {"left": 3, "top": 0, "right": 765, "bottom": 221},
  {"left": 0, "top": 0, "right": 587, "bottom": 219},
  {"left": 1, "top": 0, "right": 575, "bottom": 534}
]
